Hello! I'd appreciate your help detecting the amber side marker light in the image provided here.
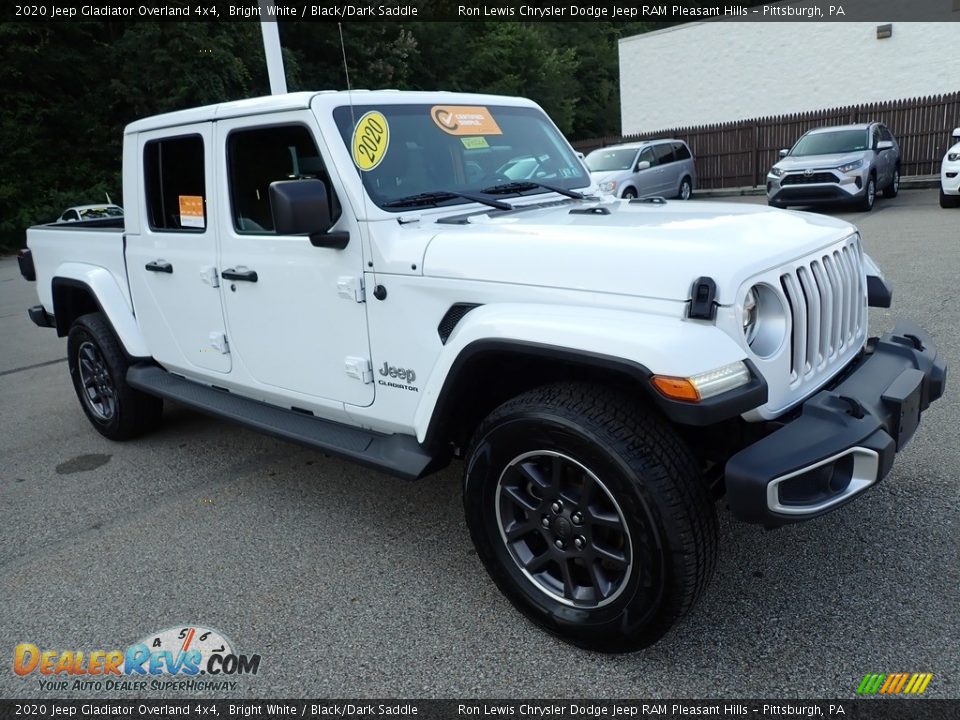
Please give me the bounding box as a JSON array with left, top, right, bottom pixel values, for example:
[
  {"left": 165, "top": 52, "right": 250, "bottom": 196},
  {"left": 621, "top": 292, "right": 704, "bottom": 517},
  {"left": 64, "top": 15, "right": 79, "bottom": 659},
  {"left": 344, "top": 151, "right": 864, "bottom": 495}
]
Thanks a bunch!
[{"left": 652, "top": 362, "right": 751, "bottom": 402}]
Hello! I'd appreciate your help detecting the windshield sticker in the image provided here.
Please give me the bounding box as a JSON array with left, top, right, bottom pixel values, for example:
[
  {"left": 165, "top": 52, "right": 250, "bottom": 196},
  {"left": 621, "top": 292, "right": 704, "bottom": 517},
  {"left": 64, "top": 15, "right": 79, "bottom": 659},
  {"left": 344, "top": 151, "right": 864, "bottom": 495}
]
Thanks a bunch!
[
  {"left": 460, "top": 136, "right": 490, "bottom": 149},
  {"left": 351, "top": 111, "right": 390, "bottom": 171},
  {"left": 178, "top": 195, "right": 204, "bottom": 228},
  {"left": 431, "top": 106, "right": 503, "bottom": 136}
]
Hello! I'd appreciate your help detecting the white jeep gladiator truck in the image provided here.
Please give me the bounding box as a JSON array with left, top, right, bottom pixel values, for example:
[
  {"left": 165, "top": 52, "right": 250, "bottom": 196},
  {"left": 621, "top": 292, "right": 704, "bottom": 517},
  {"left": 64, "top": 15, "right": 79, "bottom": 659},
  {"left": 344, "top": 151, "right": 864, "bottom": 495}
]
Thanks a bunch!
[{"left": 19, "top": 91, "right": 946, "bottom": 652}]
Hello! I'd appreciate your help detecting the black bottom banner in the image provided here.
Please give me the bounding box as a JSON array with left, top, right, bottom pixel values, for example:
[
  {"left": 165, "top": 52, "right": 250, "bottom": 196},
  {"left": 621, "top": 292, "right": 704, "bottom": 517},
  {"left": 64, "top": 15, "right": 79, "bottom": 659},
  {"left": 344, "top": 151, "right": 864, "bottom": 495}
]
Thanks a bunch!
[{"left": 1, "top": 700, "right": 958, "bottom": 720}]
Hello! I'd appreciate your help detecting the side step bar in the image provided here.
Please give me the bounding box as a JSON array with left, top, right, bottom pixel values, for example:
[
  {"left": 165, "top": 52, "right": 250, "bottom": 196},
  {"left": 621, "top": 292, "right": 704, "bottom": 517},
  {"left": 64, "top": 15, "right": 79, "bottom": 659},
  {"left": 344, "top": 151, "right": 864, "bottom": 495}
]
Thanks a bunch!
[{"left": 127, "top": 365, "right": 437, "bottom": 480}]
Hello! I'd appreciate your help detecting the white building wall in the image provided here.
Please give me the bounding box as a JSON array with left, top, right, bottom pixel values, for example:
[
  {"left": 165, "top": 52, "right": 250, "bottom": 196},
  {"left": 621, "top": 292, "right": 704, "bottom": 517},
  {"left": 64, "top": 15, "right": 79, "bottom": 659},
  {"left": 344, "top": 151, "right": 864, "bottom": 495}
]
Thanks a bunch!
[{"left": 619, "top": 21, "right": 960, "bottom": 134}]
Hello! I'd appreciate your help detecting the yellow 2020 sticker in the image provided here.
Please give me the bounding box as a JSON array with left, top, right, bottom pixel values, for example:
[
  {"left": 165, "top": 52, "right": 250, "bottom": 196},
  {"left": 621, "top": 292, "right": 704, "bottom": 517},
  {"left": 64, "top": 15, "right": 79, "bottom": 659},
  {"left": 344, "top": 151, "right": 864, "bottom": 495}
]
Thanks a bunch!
[{"left": 351, "top": 111, "right": 390, "bottom": 171}]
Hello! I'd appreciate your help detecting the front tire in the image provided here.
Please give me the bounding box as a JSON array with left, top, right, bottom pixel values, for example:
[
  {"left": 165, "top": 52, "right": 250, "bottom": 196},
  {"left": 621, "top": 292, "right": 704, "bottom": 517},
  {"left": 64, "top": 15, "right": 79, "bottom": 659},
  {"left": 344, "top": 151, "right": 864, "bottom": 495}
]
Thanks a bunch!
[
  {"left": 883, "top": 167, "right": 900, "bottom": 198},
  {"left": 621, "top": 188, "right": 638, "bottom": 200},
  {"left": 463, "top": 383, "right": 718, "bottom": 652},
  {"left": 941, "top": 188, "right": 960, "bottom": 208},
  {"left": 857, "top": 175, "right": 877, "bottom": 211},
  {"left": 67, "top": 312, "right": 163, "bottom": 440}
]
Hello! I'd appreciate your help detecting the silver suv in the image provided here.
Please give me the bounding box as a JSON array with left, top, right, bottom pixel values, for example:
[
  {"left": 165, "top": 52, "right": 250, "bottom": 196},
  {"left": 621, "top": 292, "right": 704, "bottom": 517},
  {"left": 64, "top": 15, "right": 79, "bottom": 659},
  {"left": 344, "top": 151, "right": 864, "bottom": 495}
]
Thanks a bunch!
[
  {"left": 586, "top": 139, "right": 697, "bottom": 200},
  {"left": 767, "top": 123, "right": 901, "bottom": 211}
]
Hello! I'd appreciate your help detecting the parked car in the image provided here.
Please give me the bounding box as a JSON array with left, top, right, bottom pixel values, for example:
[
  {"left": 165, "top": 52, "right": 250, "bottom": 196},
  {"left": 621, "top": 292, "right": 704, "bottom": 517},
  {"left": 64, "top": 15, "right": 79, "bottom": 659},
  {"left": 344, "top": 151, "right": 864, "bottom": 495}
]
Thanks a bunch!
[
  {"left": 940, "top": 127, "right": 960, "bottom": 208},
  {"left": 767, "top": 123, "right": 900, "bottom": 211},
  {"left": 586, "top": 139, "right": 697, "bottom": 200},
  {"left": 58, "top": 204, "right": 124, "bottom": 222}
]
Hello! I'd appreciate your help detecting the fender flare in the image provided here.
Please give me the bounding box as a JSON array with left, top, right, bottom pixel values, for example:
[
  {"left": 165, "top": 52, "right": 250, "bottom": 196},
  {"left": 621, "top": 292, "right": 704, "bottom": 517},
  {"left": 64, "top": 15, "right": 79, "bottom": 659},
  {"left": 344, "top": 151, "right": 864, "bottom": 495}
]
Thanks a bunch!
[
  {"left": 51, "top": 263, "right": 150, "bottom": 358},
  {"left": 414, "top": 304, "right": 767, "bottom": 444}
]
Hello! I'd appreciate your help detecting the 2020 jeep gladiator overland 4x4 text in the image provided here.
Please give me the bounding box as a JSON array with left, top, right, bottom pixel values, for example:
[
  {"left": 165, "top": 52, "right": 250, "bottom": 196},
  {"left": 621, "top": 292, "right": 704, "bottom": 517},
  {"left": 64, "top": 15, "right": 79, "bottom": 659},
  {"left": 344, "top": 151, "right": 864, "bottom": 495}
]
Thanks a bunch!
[{"left": 19, "top": 91, "right": 946, "bottom": 651}]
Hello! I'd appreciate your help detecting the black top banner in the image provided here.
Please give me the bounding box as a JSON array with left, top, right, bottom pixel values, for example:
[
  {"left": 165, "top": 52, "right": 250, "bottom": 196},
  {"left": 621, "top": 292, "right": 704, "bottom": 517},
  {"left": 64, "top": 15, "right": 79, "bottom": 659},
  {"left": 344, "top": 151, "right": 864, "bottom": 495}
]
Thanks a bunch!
[{"left": 6, "top": 0, "right": 959, "bottom": 23}]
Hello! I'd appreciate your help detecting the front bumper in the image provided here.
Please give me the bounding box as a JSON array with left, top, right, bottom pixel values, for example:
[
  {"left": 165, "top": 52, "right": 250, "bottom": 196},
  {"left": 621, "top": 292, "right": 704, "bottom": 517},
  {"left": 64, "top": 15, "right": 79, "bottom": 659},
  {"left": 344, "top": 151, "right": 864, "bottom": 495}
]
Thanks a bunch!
[
  {"left": 767, "top": 171, "right": 865, "bottom": 206},
  {"left": 941, "top": 166, "right": 960, "bottom": 195},
  {"left": 726, "top": 320, "right": 946, "bottom": 526}
]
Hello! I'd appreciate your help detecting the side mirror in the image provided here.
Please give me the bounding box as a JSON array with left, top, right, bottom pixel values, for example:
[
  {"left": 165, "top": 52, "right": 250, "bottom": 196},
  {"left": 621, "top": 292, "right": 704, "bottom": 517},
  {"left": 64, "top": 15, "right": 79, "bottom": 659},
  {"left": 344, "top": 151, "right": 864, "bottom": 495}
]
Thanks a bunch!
[
  {"left": 635, "top": 160, "right": 651, "bottom": 171},
  {"left": 952, "top": 127, "right": 960, "bottom": 140},
  {"left": 778, "top": 149, "right": 790, "bottom": 158},
  {"left": 269, "top": 179, "right": 348, "bottom": 249},
  {"left": 876, "top": 140, "right": 894, "bottom": 151}
]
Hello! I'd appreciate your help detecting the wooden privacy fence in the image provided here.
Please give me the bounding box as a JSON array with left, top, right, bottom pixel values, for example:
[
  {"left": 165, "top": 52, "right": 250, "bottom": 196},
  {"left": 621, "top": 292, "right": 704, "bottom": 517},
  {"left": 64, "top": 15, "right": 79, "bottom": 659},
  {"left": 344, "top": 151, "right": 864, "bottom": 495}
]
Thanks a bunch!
[{"left": 572, "top": 92, "right": 960, "bottom": 190}]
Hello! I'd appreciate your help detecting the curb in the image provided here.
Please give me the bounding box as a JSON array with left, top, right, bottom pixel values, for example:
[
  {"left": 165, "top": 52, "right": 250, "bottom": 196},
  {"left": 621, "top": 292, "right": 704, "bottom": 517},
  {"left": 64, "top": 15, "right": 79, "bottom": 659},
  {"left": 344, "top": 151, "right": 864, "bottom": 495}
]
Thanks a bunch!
[{"left": 696, "top": 176, "right": 940, "bottom": 198}]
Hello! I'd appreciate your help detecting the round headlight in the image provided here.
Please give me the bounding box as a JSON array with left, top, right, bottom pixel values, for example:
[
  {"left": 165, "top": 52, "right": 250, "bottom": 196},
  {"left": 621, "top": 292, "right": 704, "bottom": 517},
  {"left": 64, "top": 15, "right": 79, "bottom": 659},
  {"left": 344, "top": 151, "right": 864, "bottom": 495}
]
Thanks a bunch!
[{"left": 741, "top": 284, "right": 787, "bottom": 358}]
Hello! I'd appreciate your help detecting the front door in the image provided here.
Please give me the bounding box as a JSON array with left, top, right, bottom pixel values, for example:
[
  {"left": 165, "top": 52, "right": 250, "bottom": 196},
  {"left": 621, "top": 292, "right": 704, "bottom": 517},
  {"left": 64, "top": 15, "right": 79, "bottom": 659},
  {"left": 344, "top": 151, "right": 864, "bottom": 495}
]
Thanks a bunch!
[
  {"left": 214, "top": 113, "right": 373, "bottom": 406},
  {"left": 126, "top": 124, "right": 230, "bottom": 375}
]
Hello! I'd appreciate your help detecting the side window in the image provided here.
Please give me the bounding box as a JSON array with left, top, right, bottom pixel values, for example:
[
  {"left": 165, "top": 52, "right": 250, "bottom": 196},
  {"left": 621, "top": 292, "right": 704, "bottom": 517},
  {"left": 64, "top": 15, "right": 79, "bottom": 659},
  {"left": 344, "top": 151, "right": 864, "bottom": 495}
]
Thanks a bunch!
[
  {"left": 880, "top": 126, "right": 893, "bottom": 142},
  {"left": 654, "top": 142, "right": 676, "bottom": 165},
  {"left": 673, "top": 142, "right": 692, "bottom": 161},
  {"left": 637, "top": 148, "right": 656, "bottom": 168},
  {"left": 228, "top": 124, "right": 340, "bottom": 234},
  {"left": 144, "top": 135, "right": 205, "bottom": 232}
]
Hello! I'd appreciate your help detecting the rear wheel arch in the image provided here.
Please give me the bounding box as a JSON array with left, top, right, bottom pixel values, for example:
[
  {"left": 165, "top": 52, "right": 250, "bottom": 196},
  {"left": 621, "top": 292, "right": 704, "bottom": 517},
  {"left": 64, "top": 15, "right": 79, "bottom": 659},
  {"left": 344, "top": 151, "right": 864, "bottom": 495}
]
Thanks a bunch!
[{"left": 51, "top": 278, "right": 146, "bottom": 361}]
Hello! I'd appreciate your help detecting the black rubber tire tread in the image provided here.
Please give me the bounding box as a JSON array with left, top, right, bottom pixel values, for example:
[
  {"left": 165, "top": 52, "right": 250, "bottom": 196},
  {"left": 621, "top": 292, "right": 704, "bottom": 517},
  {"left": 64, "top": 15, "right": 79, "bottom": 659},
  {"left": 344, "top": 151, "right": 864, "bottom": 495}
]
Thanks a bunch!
[
  {"left": 941, "top": 189, "right": 960, "bottom": 208},
  {"left": 857, "top": 175, "right": 876, "bottom": 211},
  {"left": 622, "top": 188, "right": 637, "bottom": 199},
  {"left": 68, "top": 312, "right": 163, "bottom": 440},
  {"left": 883, "top": 167, "right": 900, "bottom": 198},
  {"left": 466, "top": 381, "right": 718, "bottom": 651}
]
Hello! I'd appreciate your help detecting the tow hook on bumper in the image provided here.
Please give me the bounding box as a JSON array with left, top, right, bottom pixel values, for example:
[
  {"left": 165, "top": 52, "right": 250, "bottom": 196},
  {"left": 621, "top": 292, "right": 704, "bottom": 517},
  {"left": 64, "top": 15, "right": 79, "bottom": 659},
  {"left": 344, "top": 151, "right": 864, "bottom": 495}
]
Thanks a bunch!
[{"left": 725, "top": 320, "right": 946, "bottom": 526}]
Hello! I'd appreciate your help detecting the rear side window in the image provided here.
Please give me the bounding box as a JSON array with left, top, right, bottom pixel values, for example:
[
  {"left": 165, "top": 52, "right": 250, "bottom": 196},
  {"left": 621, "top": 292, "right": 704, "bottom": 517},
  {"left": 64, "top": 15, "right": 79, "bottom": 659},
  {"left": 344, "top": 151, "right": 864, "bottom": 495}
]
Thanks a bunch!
[
  {"left": 654, "top": 143, "right": 676, "bottom": 165},
  {"left": 673, "top": 142, "right": 692, "bottom": 160},
  {"left": 143, "top": 135, "right": 205, "bottom": 232},
  {"left": 227, "top": 124, "right": 339, "bottom": 234}
]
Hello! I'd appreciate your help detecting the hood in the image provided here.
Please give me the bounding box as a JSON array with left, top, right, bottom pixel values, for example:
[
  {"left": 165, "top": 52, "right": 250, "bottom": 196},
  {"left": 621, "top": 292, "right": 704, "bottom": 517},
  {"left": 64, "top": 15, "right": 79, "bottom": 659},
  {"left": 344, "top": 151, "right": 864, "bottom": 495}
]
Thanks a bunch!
[
  {"left": 420, "top": 198, "right": 856, "bottom": 305},
  {"left": 774, "top": 151, "right": 865, "bottom": 171}
]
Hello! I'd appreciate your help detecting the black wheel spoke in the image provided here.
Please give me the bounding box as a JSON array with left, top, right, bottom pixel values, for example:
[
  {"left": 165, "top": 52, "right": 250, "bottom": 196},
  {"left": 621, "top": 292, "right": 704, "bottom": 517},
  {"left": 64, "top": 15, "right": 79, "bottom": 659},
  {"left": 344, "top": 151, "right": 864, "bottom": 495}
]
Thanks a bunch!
[
  {"left": 504, "top": 517, "right": 537, "bottom": 542},
  {"left": 502, "top": 484, "right": 539, "bottom": 513},
  {"left": 587, "top": 507, "right": 622, "bottom": 529},
  {"left": 516, "top": 461, "right": 550, "bottom": 492},
  {"left": 588, "top": 561, "right": 612, "bottom": 600},
  {"left": 594, "top": 544, "right": 628, "bottom": 569},
  {"left": 524, "top": 551, "right": 551, "bottom": 573},
  {"left": 559, "top": 559, "right": 576, "bottom": 600}
]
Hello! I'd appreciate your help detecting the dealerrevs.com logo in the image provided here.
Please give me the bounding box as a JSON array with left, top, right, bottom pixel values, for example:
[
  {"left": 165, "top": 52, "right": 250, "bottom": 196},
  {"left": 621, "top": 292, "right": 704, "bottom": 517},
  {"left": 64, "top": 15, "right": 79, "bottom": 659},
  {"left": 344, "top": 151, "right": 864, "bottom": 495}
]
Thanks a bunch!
[{"left": 14, "top": 626, "right": 261, "bottom": 692}]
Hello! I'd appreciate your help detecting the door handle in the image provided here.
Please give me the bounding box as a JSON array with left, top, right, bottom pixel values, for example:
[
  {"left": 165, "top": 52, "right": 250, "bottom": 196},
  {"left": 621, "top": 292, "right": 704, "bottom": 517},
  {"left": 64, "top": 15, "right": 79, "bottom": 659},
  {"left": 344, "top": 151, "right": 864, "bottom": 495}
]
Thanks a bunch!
[
  {"left": 145, "top": 260, "right": 173, "bottom": 274},
  {"left": 221, "top": 268, "right": 258, "bottom": 282}
]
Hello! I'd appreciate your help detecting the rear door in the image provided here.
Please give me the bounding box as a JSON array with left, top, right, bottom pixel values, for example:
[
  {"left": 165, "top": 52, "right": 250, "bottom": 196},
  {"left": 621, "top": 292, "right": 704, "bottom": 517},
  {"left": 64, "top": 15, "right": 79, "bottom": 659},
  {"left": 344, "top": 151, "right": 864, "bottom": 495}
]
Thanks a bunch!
[
  {"left": 652, "top": 141, "right": 679, "bottom": 196},
  {"left": 126, "top": 125, "right": 230, "bottom": 375}
]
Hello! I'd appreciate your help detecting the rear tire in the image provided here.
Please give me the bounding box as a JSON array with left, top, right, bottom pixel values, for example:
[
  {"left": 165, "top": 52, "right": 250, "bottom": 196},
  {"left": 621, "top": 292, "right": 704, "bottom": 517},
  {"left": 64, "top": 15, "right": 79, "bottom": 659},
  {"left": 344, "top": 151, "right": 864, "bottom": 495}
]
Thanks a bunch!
[
  {"left": 67, "top": 312, "right": 163, "bottom": 440},
  {"left": 678, "top": 177, "right": 693, "bottom": 200},
  {"left": 941, "top": 188, "right": 960, "bottom": 208},
  {"left": 463, "top": 382, "right": 718, "bottom": 652}
]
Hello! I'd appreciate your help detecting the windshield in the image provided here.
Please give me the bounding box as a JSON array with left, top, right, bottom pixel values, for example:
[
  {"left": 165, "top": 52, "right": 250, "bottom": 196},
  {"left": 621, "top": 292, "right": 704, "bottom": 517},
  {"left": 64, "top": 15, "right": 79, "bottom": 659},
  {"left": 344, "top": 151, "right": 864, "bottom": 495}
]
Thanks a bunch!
[
  {"left": 332, "top": 104, "right": 589, "bottom": 211},
  {"left": 585, "top": 147, "right": 638, "bottom": 172},
  {"left": 790, "top": 130, "right": 868, "bottom": 157}
]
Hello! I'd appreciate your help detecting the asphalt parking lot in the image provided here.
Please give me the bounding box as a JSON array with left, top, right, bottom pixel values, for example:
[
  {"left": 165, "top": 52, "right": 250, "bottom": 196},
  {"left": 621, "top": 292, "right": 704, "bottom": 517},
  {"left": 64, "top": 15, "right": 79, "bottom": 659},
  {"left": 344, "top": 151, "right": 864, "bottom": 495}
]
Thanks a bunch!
[{"left": 1, "top": 188, "right": 957, "bottom": 700}]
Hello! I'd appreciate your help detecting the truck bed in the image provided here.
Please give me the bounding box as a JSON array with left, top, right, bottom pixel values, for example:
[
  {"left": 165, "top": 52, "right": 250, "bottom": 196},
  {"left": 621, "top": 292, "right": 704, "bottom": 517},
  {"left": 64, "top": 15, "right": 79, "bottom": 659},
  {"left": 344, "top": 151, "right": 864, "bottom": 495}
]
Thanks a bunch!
[{"left": 27, "top": 220, "right": 131, "bottom": 318}]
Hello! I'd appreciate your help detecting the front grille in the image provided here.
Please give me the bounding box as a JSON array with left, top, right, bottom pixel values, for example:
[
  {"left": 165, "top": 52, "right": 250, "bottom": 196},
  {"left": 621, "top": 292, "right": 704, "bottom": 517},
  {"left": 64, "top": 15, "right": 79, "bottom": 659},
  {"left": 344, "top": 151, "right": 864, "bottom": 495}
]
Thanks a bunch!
[
  {"left": 780, "top": 238, "right": 865, "bottom": 381},
  {"left": 781, "top": 172, "right": 838, "bottom": 186}
]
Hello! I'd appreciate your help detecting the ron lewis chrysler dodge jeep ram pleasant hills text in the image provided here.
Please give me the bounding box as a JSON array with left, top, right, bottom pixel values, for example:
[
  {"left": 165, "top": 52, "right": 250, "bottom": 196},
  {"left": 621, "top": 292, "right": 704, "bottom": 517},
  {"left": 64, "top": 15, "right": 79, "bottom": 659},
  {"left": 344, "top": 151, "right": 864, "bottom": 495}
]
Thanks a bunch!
[{"left": 18, "top": 91, "right": 946, "bottom": 652}]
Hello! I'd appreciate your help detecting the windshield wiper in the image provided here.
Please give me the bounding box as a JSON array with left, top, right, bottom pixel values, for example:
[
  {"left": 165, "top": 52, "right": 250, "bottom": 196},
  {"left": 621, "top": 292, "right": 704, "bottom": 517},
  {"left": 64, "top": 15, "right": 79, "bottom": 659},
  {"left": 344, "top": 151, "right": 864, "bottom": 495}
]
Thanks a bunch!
[
  {"left": 382, "top": 190, "right": 513, "bottom": 211},
  {"left": 480, "top": 180, "right": 588, "bottom": 199}
]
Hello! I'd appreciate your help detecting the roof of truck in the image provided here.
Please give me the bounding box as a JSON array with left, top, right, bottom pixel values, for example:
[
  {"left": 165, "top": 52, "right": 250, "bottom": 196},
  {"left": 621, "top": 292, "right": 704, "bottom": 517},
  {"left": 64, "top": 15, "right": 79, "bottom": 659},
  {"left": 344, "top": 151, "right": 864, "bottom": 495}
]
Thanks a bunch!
[{"left": 124, "top": 90, "right": 538, "bottom": 134}]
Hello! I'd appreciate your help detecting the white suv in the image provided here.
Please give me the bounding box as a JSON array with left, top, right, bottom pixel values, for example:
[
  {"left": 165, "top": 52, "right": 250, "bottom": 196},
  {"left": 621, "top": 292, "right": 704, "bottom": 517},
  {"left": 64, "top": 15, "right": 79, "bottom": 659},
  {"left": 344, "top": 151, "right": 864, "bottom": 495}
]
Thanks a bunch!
[{"left": 940, "top": 127, "right": 960, "bottom": 208}]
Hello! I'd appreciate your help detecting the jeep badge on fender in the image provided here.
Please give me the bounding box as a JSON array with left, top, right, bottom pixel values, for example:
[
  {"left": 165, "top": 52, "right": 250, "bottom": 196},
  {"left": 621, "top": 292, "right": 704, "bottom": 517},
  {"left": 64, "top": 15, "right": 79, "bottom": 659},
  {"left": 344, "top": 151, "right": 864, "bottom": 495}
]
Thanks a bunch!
[{"left": 20, "top": 89, "right": 946, "bottom": 652}]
